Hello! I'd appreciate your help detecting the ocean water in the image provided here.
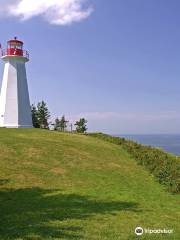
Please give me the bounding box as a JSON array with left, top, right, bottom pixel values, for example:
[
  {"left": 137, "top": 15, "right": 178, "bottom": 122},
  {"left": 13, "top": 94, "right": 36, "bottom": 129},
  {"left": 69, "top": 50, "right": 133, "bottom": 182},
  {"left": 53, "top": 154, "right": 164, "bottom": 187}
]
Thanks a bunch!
[{"left": 116, "top": 134, "right": 180, "bottom": 156}]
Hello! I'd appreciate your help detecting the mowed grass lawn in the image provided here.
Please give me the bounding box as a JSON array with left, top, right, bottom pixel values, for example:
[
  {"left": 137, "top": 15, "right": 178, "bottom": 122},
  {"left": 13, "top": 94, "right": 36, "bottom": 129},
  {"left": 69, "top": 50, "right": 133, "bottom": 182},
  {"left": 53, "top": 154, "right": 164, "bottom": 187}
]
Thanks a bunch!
[{"left": 0, "top": 129, "right": 179, "bottom": 240}]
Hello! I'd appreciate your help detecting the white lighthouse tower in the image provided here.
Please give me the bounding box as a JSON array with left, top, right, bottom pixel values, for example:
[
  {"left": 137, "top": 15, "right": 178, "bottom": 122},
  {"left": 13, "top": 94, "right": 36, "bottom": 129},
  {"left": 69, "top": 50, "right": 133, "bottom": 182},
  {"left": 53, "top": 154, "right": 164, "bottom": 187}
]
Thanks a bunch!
[{"left": 0, "top": 37, "right": 32, "bottom": 128}]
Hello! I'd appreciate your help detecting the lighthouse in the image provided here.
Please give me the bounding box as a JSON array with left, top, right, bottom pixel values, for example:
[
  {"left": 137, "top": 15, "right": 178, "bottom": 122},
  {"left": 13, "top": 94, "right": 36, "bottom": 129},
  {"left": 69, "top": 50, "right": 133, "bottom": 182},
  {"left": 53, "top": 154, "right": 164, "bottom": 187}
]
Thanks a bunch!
[{"left": 0, "top": 38, "right": 32, "bottom": 128}]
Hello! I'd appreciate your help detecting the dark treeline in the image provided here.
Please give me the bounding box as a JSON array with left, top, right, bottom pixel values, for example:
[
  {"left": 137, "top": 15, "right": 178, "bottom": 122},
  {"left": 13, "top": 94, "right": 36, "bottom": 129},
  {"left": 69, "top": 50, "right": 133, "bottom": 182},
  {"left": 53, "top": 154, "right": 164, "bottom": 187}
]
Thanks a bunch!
[{"left": 31, "top": 101, "right": 88, "bottom": 133}]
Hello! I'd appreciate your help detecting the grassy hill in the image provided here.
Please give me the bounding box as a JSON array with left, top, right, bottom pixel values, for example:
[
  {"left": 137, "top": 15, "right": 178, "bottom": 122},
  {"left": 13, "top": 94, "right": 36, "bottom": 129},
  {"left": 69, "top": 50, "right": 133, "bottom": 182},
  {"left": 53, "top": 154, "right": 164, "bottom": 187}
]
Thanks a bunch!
[{"left": 0, "top": 129, "right": 179, "bottom": 240}]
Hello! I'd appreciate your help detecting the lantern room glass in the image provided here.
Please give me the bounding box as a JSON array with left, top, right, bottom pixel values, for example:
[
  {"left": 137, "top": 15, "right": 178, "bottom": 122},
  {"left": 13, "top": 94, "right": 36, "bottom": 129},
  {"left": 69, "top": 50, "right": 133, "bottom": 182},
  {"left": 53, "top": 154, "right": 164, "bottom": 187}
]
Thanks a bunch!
[{"left": 7, "top": 43, "right": 23, "bottom": 50}]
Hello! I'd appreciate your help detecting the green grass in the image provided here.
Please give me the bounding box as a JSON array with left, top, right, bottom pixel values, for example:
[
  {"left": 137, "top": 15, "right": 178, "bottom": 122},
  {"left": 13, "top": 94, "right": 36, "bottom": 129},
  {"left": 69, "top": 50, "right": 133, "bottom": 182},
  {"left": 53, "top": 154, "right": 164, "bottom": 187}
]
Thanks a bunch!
[{"left": 0, "top": 129, "right": 179, "bottom": 240}]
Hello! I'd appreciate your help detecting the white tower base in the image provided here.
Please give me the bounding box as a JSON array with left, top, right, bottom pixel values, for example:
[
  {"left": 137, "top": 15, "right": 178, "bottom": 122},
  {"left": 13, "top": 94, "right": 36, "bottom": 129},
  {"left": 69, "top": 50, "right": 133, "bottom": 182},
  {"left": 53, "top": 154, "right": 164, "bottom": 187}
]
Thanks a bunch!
[{"left": 0, "top": 56, "right": 32, "bottom": 128}]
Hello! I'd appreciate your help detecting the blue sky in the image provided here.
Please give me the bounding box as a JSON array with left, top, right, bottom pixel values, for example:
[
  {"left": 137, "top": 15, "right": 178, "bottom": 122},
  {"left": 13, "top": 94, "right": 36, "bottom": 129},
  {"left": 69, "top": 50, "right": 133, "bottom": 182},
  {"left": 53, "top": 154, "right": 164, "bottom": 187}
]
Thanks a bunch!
[{"left": 0, "top": 0, "right": 180, "bottom": 134}]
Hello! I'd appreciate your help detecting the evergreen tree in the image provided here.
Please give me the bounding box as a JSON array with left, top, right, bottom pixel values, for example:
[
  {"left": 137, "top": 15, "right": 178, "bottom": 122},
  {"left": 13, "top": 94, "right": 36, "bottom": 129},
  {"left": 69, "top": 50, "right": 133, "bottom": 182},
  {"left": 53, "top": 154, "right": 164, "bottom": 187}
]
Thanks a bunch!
[
  {"left": 74, "top": 118, "right": 88, "bottom": 133},
  {"left": 59, "top": 115, "right": 68, "bottom": 132},
  {"left": 31, "top": 104, "right": 40, "bottom": 128},
  {"left": 37, "top": 101, "right": 50, "bottom": 129},
  {"left": 54, "top": 118, "right": 61, "bottom": 131}
]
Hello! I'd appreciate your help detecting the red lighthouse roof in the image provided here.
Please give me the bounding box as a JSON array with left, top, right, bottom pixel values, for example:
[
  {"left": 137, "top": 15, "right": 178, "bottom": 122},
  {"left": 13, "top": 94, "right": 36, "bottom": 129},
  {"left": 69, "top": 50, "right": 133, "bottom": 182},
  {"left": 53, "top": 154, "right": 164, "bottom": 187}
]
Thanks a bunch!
[{"left": 8, "top": 39, "right": 23, "bottom": 46}]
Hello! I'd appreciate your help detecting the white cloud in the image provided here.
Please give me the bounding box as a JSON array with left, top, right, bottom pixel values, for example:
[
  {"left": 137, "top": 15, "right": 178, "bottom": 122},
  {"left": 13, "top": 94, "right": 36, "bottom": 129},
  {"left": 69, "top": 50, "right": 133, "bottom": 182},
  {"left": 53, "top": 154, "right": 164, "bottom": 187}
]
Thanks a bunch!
[{"left": 1, "top": 0, "right": 93, "bottom": 25}]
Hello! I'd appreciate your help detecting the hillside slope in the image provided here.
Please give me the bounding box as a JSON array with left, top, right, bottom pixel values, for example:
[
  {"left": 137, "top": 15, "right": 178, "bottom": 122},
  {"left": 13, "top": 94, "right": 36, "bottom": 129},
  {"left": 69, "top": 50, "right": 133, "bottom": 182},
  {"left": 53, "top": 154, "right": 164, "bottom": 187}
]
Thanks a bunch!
[{"left": 0, "top": 129, "right": 179, "bottom": 240}]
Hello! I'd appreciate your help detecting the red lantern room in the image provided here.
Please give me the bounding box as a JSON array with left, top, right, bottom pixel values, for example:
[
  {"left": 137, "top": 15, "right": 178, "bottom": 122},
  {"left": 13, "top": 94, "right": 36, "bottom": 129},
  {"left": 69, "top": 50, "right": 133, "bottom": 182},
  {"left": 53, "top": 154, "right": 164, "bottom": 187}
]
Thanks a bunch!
[
  {"left": 1, "top": 37, "right": 29, "bottom": 60},
  {"left": 7, "top": 38, "right": 23, "bottom": 56}
]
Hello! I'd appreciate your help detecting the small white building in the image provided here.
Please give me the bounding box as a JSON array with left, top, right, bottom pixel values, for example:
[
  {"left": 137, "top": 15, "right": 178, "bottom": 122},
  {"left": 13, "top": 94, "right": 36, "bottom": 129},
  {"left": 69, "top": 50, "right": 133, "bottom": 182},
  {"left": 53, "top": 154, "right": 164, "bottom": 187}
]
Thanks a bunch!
[{"left": 0, "top": 37, "right": 32, "bottom": 128}]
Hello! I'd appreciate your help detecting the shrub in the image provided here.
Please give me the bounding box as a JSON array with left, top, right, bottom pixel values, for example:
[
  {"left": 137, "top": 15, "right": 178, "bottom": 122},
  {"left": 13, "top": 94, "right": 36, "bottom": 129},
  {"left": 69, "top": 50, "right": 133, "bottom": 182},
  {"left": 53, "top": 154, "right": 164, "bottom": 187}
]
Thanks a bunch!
[{"left": 87, "top": 133, "right": 180, "bottom": 193}]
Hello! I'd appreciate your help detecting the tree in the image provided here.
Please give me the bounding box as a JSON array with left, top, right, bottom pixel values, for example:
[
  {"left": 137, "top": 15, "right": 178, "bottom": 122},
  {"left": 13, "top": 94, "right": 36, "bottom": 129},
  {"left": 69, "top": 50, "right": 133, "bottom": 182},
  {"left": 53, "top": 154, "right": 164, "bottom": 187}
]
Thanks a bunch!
[
  {"left": 54, "top": 118, "right": 61, "bottom": 131},
  {"left": 37, "top": 101, "right": 50, "bottom": 129},
  {"left": 59, "top": 115, "right": 68, "bottom": 132},
  {"left": 74, "top": 118, "right": 88, "bottom": 133},
  {"left": 31, "top": 104, "right": 40, "bottom": 128},
  {"left": 53, "top": 115, "right": 68, "bottom": 131}
]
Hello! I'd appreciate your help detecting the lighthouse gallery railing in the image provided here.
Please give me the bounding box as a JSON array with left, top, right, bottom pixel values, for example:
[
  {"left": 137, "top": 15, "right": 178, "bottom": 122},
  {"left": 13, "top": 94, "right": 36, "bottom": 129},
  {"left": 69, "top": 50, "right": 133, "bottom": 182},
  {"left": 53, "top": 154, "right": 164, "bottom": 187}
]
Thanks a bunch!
[{"left": 0, "top": 49, "right": 29, "bottom": 60}]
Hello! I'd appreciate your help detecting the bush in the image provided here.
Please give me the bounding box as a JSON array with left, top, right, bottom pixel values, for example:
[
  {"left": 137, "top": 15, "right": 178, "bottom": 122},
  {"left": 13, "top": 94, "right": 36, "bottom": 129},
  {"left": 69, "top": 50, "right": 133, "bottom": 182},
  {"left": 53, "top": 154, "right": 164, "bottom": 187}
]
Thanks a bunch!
[{"left": 87, "top": 133, "right": 180, "bottom": 193}]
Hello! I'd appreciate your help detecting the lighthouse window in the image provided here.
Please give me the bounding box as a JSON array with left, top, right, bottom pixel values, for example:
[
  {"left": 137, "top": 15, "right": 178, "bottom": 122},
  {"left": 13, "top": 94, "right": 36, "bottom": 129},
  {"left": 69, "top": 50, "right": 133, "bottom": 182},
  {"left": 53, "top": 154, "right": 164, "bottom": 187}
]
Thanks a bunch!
[
  {"left": 9, "top": 44, "right": 17, "bottom": 48},
  {"left": 7, "top": 42, "right": 23, "bottom": 50},
  {"left": 10, "top": 44, "right": 22, "bottom": 49}
]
